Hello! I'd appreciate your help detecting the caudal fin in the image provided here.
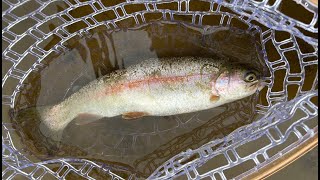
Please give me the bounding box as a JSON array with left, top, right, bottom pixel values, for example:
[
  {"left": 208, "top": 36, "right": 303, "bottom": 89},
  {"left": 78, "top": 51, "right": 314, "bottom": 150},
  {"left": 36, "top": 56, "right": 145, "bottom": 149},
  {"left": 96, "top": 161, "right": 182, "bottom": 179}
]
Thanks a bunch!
[
  {"left": 37, "top": 104, "right": 73, "bottom": 142},
  {"left": 11, "top": 105, "right": 69, "bottom": 142},
  {"left": 39, "top": 121, "right": 64, "bottom": 141}
]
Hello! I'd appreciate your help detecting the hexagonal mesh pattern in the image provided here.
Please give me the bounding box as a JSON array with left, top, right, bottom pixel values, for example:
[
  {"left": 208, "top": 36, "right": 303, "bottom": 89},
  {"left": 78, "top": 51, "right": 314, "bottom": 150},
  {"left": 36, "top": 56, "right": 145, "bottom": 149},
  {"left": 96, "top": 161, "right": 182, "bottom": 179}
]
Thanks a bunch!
[{"left": 2, "top": 0, "right": 318, "bottom": 179}]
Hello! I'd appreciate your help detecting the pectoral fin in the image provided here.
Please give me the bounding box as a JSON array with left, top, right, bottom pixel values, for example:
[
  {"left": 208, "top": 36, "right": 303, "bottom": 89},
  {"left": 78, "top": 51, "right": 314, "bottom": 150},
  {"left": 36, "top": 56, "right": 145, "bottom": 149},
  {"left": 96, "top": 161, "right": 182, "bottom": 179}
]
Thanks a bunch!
[
  {"left": 74, "top": 113, "right": 104, "bottom": 125},
  {"left": 210, "top": 82, "right": 220, "bottom": 103},
  {"left": 122, "top": 112, "right": 148, "bottom": 120}
]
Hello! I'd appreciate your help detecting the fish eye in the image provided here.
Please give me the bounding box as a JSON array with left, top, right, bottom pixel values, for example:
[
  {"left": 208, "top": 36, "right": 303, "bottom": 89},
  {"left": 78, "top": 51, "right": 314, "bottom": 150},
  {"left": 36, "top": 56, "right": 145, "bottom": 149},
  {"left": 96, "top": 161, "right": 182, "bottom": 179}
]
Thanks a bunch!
[{"left": 244, "top": 71, "right": 257, "bottom": 82}]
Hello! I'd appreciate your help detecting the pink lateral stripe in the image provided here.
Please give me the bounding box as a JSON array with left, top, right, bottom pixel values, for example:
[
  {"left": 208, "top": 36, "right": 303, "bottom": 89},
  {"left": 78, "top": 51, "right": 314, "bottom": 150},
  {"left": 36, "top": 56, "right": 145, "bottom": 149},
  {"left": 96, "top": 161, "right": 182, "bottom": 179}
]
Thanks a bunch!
[{"left": 105, "top": 73, "right": 212, "bottom": 95}]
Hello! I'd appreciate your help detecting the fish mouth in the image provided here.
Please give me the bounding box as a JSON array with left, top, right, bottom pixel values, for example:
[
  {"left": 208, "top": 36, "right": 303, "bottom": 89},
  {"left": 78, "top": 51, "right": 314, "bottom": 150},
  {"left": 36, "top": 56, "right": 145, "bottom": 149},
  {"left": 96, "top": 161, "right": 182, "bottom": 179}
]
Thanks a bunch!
[
  {"left": 249, "top": 81, "right": 259, "bottom": 88},
  {"left": 257, "top": 81, "right": 267, "bottom": 91},
  {"left": 258, "top": 84, "right": 265, "bottom": 91},
  {"left": 249, "top": 81, "right": 266, "bottom": 91}
]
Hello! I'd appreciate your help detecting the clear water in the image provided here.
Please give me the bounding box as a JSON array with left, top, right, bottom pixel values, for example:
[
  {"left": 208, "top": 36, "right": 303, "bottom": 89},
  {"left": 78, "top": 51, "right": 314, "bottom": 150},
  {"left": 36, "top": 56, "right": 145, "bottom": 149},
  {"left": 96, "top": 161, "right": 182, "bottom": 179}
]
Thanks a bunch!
[{"left": 11, "top": 21, "right": 266, "bottom": 177}]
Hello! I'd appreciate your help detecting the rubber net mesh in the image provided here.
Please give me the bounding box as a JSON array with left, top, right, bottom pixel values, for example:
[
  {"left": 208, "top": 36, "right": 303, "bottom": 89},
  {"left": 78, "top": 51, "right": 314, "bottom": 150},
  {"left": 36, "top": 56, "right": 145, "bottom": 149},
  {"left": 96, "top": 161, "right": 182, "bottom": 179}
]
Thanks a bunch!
[{"left": 2, "top": 0, "right": 318, "bottom": 179}]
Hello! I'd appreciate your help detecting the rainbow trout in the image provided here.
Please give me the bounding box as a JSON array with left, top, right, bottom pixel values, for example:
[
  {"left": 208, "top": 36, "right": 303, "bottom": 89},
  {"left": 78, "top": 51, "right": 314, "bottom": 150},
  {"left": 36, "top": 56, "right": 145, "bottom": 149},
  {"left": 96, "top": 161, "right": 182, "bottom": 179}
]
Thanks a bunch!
[{"left": 25, "top": 57, "right": 264, "bottom": 141}]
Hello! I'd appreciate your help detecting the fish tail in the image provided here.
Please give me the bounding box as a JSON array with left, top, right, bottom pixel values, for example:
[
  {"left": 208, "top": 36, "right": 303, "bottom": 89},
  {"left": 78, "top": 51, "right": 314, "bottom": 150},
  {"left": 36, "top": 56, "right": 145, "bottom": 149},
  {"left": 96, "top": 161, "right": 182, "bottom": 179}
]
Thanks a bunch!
[
  {"left": 11, "top": 104, "right": 71, "bottom": 142},
  {"left": 38, "top": 103, "right": 73, "bottom": 142}
]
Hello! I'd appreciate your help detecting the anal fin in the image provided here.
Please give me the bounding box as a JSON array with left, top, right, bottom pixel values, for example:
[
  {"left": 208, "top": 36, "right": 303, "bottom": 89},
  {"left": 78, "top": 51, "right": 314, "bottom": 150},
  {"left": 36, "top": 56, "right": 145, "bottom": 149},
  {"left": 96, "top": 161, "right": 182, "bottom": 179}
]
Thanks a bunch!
[
  {"left": 74, "top": 113, "right": 104, "bottom": 125},
  {"left": 122, "top": 112, "right": 148, "bottom": 120}
]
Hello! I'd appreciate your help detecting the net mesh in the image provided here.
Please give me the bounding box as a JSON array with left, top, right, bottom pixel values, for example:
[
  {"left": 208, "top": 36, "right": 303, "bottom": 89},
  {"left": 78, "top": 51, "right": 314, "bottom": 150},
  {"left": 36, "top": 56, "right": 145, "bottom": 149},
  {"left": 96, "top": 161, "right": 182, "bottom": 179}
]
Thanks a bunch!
[{"left": 2, "top": 0, "right": 318, "bottom": 179}]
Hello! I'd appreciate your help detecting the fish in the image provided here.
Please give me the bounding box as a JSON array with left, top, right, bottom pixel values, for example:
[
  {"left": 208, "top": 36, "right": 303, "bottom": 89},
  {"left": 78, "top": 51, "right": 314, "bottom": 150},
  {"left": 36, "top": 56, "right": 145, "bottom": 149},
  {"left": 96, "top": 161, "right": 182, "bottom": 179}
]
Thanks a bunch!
[{"left": 14, "top": 57, "right": 265, "bottom": 141}]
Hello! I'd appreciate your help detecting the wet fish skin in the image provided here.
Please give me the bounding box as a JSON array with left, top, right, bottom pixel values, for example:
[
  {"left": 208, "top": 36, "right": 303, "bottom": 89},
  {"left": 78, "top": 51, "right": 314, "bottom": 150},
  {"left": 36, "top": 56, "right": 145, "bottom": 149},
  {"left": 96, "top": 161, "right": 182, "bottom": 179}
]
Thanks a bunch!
[{"left": 38, "top": 57, "right": 263, "bottom": 141}]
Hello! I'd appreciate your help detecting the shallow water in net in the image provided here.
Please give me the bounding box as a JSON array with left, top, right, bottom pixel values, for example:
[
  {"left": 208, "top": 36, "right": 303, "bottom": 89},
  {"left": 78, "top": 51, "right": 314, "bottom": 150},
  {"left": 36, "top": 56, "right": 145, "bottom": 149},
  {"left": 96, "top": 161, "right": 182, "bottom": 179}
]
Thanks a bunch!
[{"left": 11, "top": 21, "right": 268, "bottom": 176}]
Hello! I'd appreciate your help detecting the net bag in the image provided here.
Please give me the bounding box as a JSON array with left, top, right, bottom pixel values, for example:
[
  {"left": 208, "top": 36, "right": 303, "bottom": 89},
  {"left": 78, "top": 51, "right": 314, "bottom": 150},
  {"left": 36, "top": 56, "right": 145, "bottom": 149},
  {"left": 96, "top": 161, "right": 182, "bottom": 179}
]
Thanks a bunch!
[{"left": 2, "top": 0, "right": 318, "bottom": 179}]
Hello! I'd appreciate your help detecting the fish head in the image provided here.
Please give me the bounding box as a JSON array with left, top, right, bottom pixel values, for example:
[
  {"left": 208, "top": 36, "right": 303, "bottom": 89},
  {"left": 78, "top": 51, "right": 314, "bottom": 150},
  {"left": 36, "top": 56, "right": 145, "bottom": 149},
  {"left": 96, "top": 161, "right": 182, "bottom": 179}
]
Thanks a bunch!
[{"left": 215, "top": 64, "right": 265, "bottom": 100}]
